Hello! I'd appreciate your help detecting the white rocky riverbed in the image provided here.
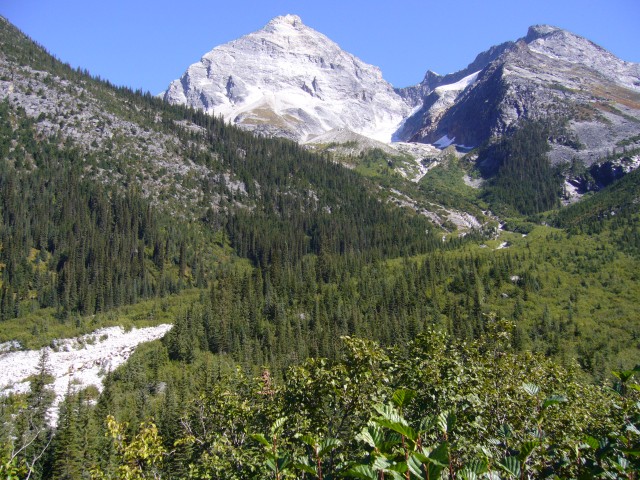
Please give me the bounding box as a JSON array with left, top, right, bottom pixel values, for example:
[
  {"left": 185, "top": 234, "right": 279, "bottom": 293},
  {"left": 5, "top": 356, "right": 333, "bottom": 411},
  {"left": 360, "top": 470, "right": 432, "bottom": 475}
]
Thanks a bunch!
[{"left": 0, "top": 324, "right": 172, "bottom": 423}]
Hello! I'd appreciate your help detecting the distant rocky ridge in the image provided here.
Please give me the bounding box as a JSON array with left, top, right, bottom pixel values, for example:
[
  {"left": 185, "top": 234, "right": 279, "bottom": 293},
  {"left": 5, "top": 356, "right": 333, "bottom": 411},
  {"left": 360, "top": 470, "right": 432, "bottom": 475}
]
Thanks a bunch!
[{"left": 397, "top": 25, "right": 640, "bottom": 164}]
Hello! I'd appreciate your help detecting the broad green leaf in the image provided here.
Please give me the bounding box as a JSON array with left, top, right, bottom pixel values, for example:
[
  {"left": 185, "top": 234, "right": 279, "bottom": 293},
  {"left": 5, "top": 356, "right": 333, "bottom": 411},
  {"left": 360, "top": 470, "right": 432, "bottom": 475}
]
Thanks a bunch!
[
  {"left": 517, "top": 440, "right": 539, "bottom": 462},
  {"left": 542, "top": 394, "right": 567, "bottom": 410},
  {"left": 277, "top": 455, "right": 292, "bottom": 472},
  {"left": 408, "top": 453, "right": 424, "bottom": 477},
  {"left": 383, "top": 433, "right": 403, "bottom": 452},
  {"left": 412, "top": 451, "right": 429, "bottom": 464},
  {"left": 480, "top": 446, "right": 494, "bottom": 458},
  {"left": 294, "top": 457, "right": 317, "bottom": 475},
  {"left": 265, "top": 457, "right": 277, "bottom": 472},
  {"left": 372, "top": 456, "right": 394, "bottom": 471},
  {"left": 437, "top": 411, "right": 456, "bottom": 435},
  {"left": 392, "top": 388, "right": 416, "bottom": 408},
  {"left": 413, "top": 450, "right": 447, "bottom": 469},
  {"left": 522, "top": 383, "right": 540, "bottom": 396},
  {"left": 386, "top": 471, "right": 405, "bottom": 480},
  {"left": 357, "top": 424, "right": 384, "bottom": 449},
  {"left": 344, "top": 464, "right": 377, "bottom": 480},
  {"left": 300, "top": 434, "right": 317, "bottom": 448},
  {"left": 496, "top": 423, "right": 513, "bottom": 440},
  {"left": 425, "top": 460, "right": 447, "bottom": 479},
  {"left": 582, "top": 435, "right": 600, "bottom": 450},
  {"left": 319, "top": 438, "right": 341, "bottom": 457},
  {"left": 612, "top": 370, "right": 636, "bottom": 384},
  {"left": 250, "top": 433, "right": 271, "bottom": 448},
  {"left": 498, "top": 456, "right": 521, "bottom": 478},
  {"left": 437, "top": 411, "right": 448, "bottom": 434},
  {"left": 466, "top": 459, "right": 488, "bottom": 475},
  {"left": 297, "top": 464, "right": 318, "bottom": 475},
  {"left": 271, "top": 416, "right": 287, "bottom": 434},
  {"left": 614, "top": 456, "right": 629, "bottom": 470},
  {"left": 458, "top": 468, "right": 478, "bottom": 480},
  {"left": 294, "top": 455, "right": 311, "bottom": 467},
  {"left": 429, "top": 441, "right": 449, "bottom": 465},
  {"left": 374, "top": 403, "right": 408, "bottom": 427},
  {"left": 412, "top": 442, "right": 449, "bottom": 479},
  {"left": 419, "top": 416, "right": 434, "bottom": 433},
  {"left": 387, "top": 461, "right": 408, "bottom": 474},
  {"left": 375, "top": 418, "right": 418, "bottom": 442},
  {"left": 446, "top": 412, "right": 457, "bottom": 433}
]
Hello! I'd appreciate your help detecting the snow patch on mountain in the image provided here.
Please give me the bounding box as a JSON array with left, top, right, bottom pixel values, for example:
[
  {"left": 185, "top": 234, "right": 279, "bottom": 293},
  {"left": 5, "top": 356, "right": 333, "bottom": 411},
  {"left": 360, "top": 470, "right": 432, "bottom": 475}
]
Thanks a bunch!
[
  {"left": 434, "top": 71, "right": 480, "bottom": 93},
  {"left": 391, "top": 142, "right": 441, "bottom": 182},
  {"left": 399, "top": 25, "right": 640, "bottom": 156},
  {"left": 304, "top": 128, "right": 398, "bottom": 155},
  {"left": 434, "top": 135, "right": 455, "bottom": 148},
  {"left": 395, "top": 70, "right": 481, "bottom": 146},
  {"left": 388, "top": 188, "right": 482, "bottom": 231}
]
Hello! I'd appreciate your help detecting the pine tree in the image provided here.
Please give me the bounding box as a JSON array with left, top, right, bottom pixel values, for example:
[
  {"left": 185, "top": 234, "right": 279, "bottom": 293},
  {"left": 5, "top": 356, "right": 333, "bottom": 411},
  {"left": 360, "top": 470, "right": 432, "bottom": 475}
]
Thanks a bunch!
[{"left": 14, "top": 350, "right": 55, "bottom": 480}]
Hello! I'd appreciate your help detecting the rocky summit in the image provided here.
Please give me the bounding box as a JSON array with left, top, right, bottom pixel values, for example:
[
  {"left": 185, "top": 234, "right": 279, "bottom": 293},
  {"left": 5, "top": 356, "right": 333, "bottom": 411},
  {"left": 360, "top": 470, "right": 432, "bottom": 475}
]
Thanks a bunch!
[
  {"left": 163, "top": 14, "right": 410, "bottom": 143},
  {"left": 397, "top": 25, "right": 640, "bottom": 164}
]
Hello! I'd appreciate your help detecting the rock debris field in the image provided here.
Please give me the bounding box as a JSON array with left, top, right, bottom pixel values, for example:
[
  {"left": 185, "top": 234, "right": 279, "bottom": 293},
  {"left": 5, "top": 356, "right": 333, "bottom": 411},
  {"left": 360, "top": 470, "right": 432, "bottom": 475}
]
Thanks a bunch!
[{"left": 0, "top": 324, "right": 172, "bottom": 423}]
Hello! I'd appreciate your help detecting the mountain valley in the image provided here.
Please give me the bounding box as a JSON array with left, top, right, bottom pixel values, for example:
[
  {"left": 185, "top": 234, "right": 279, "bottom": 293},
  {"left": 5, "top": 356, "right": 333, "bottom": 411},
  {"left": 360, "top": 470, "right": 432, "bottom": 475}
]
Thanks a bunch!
[{"left": 0, "top": 13, "right": 639, "bottom": 479}]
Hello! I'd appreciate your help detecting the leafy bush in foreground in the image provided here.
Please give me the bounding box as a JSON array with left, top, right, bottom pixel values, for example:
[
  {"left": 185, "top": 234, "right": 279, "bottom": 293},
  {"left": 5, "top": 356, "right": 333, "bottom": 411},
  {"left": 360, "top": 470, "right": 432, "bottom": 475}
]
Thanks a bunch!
[{"left": 90, "top": 323, "right": 638, "bottom": 479}]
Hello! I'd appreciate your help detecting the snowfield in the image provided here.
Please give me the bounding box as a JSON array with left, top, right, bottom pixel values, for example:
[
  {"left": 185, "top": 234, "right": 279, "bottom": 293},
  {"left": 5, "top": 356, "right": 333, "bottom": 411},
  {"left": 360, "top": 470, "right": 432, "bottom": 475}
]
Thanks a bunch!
[
  {"left": 0, "top": 324, "right": 172, "bottom": 423},
  {"left": 433, "top": 70, "right": 480, "bottom": 93}
]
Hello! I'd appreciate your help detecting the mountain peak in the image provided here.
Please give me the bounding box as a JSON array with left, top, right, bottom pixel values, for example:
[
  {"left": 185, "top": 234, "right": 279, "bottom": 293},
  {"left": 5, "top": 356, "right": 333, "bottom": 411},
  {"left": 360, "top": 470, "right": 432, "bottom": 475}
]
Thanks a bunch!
[
  {"left": 398, "top": 23, "right": 640, "bottom": 156},
  {"left": 525, "top": 24, "right": 563, "bottom": 41},
  {"left": 163, "top": 13, "right": 408, "bottom": 142},
  {"left": 267, "top": 14, "right": 303, "bottom": 28}
]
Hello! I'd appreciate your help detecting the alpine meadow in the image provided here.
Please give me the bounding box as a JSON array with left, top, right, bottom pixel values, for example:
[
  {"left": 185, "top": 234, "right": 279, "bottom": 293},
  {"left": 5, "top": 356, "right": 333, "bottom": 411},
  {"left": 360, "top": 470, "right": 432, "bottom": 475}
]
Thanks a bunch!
[{"left": 0, "top": 12, "right": 639, "bottom": 480}]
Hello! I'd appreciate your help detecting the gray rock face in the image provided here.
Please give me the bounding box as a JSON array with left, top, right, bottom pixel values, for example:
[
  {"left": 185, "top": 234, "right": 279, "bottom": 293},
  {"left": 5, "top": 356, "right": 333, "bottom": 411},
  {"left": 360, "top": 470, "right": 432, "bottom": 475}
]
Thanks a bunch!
[
  {"left": 397, "top": 25, "right": 640, "bottom": 164},
  {"left": 163, "top": 15, "right": 410, "bottom": 143},
  {"left": 395, "top": 41, "right": 514, "bottom": 108}
]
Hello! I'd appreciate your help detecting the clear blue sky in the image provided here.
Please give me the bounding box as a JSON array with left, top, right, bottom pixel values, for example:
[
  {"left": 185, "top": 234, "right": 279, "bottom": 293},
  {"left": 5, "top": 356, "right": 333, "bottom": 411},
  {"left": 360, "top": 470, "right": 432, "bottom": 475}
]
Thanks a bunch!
[{"left": 2, "top": 0, "right": 638, "bottom": 94}]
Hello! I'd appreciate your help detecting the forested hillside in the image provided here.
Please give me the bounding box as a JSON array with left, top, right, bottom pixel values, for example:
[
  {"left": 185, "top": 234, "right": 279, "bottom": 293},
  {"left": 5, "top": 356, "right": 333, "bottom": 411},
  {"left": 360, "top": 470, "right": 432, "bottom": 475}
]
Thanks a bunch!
[{"left": 0, "top": 17, "right": 638, "bottom": 479}]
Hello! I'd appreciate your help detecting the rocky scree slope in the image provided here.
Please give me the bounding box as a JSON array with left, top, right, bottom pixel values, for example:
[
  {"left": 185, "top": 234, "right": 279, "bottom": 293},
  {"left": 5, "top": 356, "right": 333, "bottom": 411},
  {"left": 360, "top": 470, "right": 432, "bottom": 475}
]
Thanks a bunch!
[
  {"left": 0, "top": 16, "right": 259, "bottom": 218},
  {"left": 163, "top": 14, "right": 410, "bottom": 143},
  {"left": 0, "top": 325, "right": 172, "bottom": 424}
]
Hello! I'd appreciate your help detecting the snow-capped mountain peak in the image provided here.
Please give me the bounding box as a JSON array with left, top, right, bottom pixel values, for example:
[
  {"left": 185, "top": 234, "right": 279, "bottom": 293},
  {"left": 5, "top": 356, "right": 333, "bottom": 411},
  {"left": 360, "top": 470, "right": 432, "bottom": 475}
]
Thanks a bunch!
[
  {"left": 163, "top": 15, "right": 410, "bottom": 142},
  {"left": 267, "top": 13, "right": 303, "bottom": 27}
]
